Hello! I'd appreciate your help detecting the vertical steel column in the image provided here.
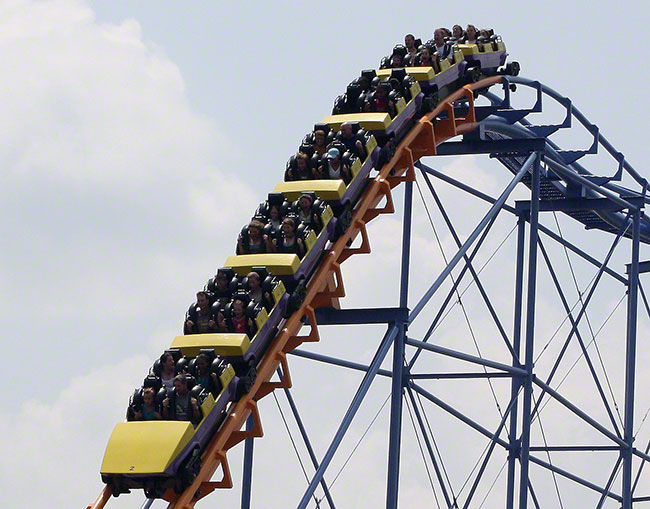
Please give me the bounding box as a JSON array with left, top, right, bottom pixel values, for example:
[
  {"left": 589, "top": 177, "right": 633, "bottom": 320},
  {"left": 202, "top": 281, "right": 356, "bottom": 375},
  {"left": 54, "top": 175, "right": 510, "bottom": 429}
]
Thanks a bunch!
[
  {"left": 506, "top": 214, "right": 527, "bottom": 509},
  {"left": 622, "top": 209, "right": 641, "bottom": 508},
  {"left": 386, "top": 180, "right": 412, "bottom": 508},
  {"left": 399, "top": 181, "right": 413, "bottom": 308},
  {"left": 518, "top": 153, "right": 541, "bottom": 509},
  {"left": 241, "top": 415, "right": 255, "bottom": 509},
  {"left": 386, "top": 322, "right": 405, "bottom": 509}
]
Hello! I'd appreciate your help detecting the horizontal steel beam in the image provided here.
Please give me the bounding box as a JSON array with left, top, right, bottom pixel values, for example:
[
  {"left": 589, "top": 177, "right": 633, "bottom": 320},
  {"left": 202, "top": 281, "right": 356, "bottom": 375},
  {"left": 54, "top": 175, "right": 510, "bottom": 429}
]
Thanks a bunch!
[
  {"left": 409, "top": 372, "right": 512, "bottom": 380},
  {"left": 314, "top": 307, "right": 409, "bottom": 325},
  {"left": 529, "top": 445, "right": 620, "bottom": 452},
  {"left": 628, "top": 260, "right": 650, "bottom": 274}
]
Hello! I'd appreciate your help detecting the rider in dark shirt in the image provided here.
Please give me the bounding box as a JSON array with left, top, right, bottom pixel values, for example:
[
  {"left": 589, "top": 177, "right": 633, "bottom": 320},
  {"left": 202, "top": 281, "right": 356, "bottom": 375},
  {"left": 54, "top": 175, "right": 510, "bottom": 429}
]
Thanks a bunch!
[
  {"left": 273, "top": 217, "right": 306, "bottom": 257},
  {"left": 184, "top": 291, "right": 217, "bottom": 334},
  {"left": 162, "top": 374, "right": 200, "bottom": 424}
]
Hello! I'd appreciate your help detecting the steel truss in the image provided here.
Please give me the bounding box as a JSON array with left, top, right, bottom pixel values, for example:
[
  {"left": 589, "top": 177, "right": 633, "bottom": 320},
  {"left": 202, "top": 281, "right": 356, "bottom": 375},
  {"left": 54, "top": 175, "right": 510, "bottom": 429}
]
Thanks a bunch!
[{"left": 228, "top": 77, "right": 650, "bottom": 508}]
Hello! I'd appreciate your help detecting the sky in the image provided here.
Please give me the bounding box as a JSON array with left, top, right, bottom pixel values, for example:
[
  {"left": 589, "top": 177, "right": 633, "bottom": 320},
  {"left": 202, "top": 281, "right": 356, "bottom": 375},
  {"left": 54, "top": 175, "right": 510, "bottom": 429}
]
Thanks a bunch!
[{"left": 1, "top": 0, "right": 650, "bottom": 508}]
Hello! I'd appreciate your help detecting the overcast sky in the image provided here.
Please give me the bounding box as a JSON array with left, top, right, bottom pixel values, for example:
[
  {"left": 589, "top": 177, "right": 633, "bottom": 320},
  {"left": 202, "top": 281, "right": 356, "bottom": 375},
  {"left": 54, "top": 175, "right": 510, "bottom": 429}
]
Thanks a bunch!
[{"left": 2, "top": 1, "right": 650, "bottom": 508}]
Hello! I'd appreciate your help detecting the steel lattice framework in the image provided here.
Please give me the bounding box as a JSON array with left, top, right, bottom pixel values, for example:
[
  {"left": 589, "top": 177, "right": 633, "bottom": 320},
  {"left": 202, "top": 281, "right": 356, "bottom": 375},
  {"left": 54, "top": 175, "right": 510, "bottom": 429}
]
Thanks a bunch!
[
  {"left": 252, "top": 77, "right": 648, "bottom": 509},
  {"left": 123, "top": 76, "right": 650, "bottom": 509}
]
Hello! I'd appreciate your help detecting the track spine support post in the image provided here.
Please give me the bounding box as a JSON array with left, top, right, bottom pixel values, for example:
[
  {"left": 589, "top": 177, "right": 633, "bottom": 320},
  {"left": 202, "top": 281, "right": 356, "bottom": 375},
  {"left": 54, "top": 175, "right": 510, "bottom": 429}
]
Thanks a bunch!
[
  {"left": 386, "top": 180, "right": 412, "bottom": 508},
  {"left": 517, "top": 152, "right": 541, "bottom": 508},
  {"left": 622, "top": 208, "right": 641, "bottom": 508},
  {"left": 506, "top": 212, "right": 526, "bottom": 509},
  {"left": 240, "top": 415, "right": 254, "bottom": 509}
]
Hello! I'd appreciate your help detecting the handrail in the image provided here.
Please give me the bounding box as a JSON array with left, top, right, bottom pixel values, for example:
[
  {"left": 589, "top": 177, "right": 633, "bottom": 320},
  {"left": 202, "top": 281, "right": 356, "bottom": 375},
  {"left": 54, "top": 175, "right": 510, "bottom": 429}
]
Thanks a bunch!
[{"left": 493, "top": 76, "right": 648, "bottom": 192}]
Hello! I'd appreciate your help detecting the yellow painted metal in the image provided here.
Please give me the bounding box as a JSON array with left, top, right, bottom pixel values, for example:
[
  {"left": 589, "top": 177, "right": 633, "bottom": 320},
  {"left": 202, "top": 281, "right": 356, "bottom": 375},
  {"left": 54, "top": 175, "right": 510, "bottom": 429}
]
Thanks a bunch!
[
  {"left": 481, "top": 43, "right": 494, "bottom": 53},
  {"left": 350, "top": 158, "right": 362, "bottom": 179},
  {"left": 100, "top": 421, "right": 195, "bottom": 474},
  {"left": 394, "top": 96, "right": 405, "bottom": 115},
  {"left": 274, "top": 180, "right": 347, "bottom": 201},
  {"left": 219, "top": 364, "right": 235, "bottom": 391},
  {"left": 454, "top": 49, "right": 464, "bottom": 64},
  {"left": 172, "top": 333, "right": 251, "bottom": 356},
  {"left": 304, "top": 229, "right": 317, "bottom": 252},
  {"left": 439, "top": 59, "right": 451, "bottom": 72},
  {"left": 271, "top": 280, "right": 286, "bottom": 306},
  {"left": 458, "top": 44, "right": 480, "bottom": 56},
  {"left": 365, "top": 135, "right": 378, "bottom": 158},
  {"left": 271, "top": 279, "right": 286, "bottom": 306},
  {"left": 195, "top": 393, "right": 216, "bottom": 431},
  {"left": 225, "top": 253, "right": 301, "bottom": 276},
  {"left": 170, "top": 334, "right": 217, "bottom": 357},
  {"left": 409, "top": 81, "right": 422, "bottom": 99},
  {"left": 497, "top": 42, "right": 506, "bottom": 52},
  {"left": 322, "top": 113, "right": 391, "bottom": 132},
  {"left": 405, "top": 67, "right": 436, "bottom": 82},
  {"left": 375, "top": 69, "right": 391, "bottom": 80},
  {"left": 321, "top": 205, "right": 333, "bottom": 227},
  {"left": 254, "top": 307, "right": 269, "bottom": 332}
]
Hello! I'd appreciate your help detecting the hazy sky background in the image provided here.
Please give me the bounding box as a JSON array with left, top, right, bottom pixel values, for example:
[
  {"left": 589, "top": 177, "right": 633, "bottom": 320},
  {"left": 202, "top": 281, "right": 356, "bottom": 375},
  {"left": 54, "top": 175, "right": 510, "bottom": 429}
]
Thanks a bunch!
[{"left": 1, "top": 0, "right": 650, "bottom": 507}]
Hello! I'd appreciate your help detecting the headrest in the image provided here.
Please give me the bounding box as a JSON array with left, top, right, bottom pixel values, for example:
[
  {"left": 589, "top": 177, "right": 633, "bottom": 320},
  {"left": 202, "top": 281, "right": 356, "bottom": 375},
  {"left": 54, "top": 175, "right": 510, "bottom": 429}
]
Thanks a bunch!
[
  {"left": 211, "top": 300, "right": 223, "bottom": 314},
  {"left": 390, "top": 68, "right": 407, "bottom": 83},
  {"left": 175, "top": 357, "right": 190, "bottom": 374},
  {"left": 232, "top": 291, "right": 251, "bottom": 305},
  {"left": 246, "top": 300, "right": 260, "bottom": 318},
  {"left": 361, "top": 69, "right": 377, "bottom": 82},
  {"left": 211, "top": 357, "right": 227, "bottom": 375},
  {"left": 392, "top": 44, "right": 407, "bottom": 57},
  {"left": 388, "top": 78, "right": 401, "bottom": 91},
  {"left": 142, "top": 375, "right": 161, "bottom": 390},
  {"left": 267, "top": 193, "right": 284, "bottom": 208},
  {"left": 190, "top": 384, "right": 203, "bottom": 400},
  {"left": 251, "top": 266, "right": 270, "bottom": 280},
  {"left": 130, "top": 388, "right": 143, "bottom": 408},
  {"left": 198, "top": 348, "right": 216, "bottom": 362},
  {"left": 313, "top": 122, "right": 330, "bottom": 134},
  {"left": 346, "top": 83, "right": 361, "bottom": 96},
  {"left": 298, "top": 191, "right": 317, "bottom": 204},
  {"left": 166, "top": 349, "right": 182, "bottom": 362}
]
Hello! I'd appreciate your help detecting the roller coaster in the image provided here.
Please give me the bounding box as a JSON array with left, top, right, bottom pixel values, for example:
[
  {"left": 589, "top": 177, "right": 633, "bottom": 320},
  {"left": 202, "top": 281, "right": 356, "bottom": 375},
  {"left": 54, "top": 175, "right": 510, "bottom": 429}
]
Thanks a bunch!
[{"left": 88, "top": 34, "right": 650, "bottom": 508}]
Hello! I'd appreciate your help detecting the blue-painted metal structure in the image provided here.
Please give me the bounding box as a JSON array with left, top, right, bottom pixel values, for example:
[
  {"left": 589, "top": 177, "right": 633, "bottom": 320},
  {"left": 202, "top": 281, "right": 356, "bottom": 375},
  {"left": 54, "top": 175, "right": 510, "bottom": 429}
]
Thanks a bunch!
[{"left": 234, "top": 75, "right": 650, "bottom": 508}]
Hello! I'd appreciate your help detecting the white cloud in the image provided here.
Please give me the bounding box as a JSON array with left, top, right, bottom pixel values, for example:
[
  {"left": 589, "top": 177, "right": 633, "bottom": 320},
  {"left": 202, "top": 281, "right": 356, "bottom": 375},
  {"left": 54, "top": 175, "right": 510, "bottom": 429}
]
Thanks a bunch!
[
  {"left": 0, "top": 354, "right": 149, "bottom": 509},
  {"left": 0, "top": 2, "right": 256, "bottom": 504},
  {"left": 0, "top": 0, "right": 256, "bottom": 384}
]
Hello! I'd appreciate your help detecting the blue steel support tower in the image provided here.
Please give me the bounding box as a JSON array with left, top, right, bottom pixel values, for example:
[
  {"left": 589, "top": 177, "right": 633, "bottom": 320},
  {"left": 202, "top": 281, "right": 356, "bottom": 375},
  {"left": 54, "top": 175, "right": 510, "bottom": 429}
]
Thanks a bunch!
[{"left": 232, "top": 76, "right": 650, "bottom": 508}]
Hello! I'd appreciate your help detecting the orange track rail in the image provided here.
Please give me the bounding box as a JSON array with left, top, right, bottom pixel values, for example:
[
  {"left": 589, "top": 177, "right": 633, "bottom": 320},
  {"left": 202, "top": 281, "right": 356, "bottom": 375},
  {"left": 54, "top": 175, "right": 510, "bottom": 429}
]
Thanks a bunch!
[{"left": 88, "top": 76, "right": 501, "bottom": 509}]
